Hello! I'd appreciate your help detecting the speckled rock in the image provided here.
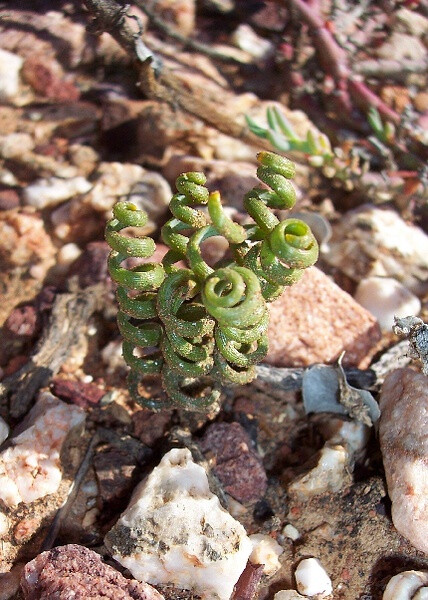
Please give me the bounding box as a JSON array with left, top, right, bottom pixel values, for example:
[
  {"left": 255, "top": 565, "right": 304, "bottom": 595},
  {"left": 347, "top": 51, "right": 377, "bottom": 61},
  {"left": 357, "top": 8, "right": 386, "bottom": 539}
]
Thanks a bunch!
[
  {"left": 21, "top": 544, "right": 164, "bottom": 600},
  {"left": 0, "top": 209, "right": 57, "bottom": 272},
  {"left": 105, "top": 448, "right": 252, "bottom": 600},
  {"left": 266, "top": 267, "right": 381, "bottom": 368},
  {"left": 200, "top": 422, "right": 267, "bottom": 504},
  {"left": 325, "top": 205, "right": 428, "bottom": 294},
  {"left": 379, "top": 368, "right": 428, "bottom": 554}
]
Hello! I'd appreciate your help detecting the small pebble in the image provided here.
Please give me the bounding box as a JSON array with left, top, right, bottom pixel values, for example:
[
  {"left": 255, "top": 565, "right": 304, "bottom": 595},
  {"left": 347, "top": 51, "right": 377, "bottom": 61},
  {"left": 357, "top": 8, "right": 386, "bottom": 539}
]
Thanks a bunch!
[
  {"left": 383, "top": 570, "right": 428, "bottom": 600},
  {"left": 295, "top": 557, "right": 332, "bottom": 597},
  {"left": 282, "top": 523, "right": 300, "bottom": 541},
  {"left": 249, "top": 534, "right": 283, "bottom": 575},
  {"left": 274, "top": 591, "right": 306, "bottom": 600},
  {"left": 57, "top": 242, "right": 82, "bottom": 266},
  {"left": 0, "top": 133, "right": 34, "bottom": 159},
  {"left": 355, "top": 277, "right": 421, "bottom": 331},
  {"left": 288, "top": 445, "right": 351, "bottom": 500},
  {"left": 232, "top": 24, "right": 274, "bottom": 59},
  {"left": 0, "top": 512, "right": 9, "bottom": 536},
  {"left": 0, "top": 49, "right": 23, "bottom": 102},
  {"left": 23, "top": 176, "right": 92, "bottom": 209}
]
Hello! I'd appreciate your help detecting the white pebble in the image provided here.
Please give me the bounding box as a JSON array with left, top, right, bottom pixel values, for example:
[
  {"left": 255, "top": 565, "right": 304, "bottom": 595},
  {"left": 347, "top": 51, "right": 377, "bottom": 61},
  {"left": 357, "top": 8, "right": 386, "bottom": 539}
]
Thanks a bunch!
[
  {"left": 0, "top": 512, "right": 9, "bottom": 536},
  {"left": 0, "top": 49, "right": 23, "bottom": 102},
  {"left": 105, "top": 448, "right": 252, "bottom": 600},
  {"left": 0, "top": 416, "right": 9, "bottom": 445},
  {"left": 0, "top": 393, "right": 85, "bottom": 507},
  {"left": 57, "top": 243, "right": 81, "bottom": 266},
  {"left": 288, "top": 445, "right": 350, "bottom": 500},
  {"left": 295, "top": 558, "right": 332, "bottom": 597},
  {"left": 274, "top": 591, "right": 306, "bottom": 600},
  {"left": 249, "top": 533, "right": 283, "bottom": 575},
  {"left": 355, "top": 277, "right": 421, "bottom": 331},
  {"left": 232, "top": 24, "right": 274, "bottom": 59},
  {"left": 0, "top": 133, "right": 35, "bottom": 158},
  {"left": 282, "top": 523, "right": 300, "bottom": 541},
  {"left": 23, "top": 176, "right": 92, "bottom": 209},
  {"left": 383, "top": 570, "right": 428, "bottom": 600}
]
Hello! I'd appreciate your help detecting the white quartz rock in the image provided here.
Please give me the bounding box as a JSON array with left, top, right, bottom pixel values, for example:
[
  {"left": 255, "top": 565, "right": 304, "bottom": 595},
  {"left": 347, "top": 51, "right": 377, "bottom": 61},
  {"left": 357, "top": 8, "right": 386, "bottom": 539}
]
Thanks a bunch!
[
  {"left": 0, "top": 50, "right": 23, "bottom": 102},
  {"left": 355, "top": 277, "right": 421, "bottom": 331},
  {"left": 383, "top": 570, "right": 428, "bottom": 600},
  {"left": 0, "top": 133, "right": 35, "bottom": 159},
  {"left": 0, "top": 416, "right": 9, "bottom": 446},
  {"left": 295, "top": 558, "right": 332, "bottom": 597},
  {"left": 0, "top": 393, "right": 85, "bottom": 508},
  {"left": 288, "top": 445, "right": 351, "bottom": 499},
  {"left": 105, "top": 448, "right": 252, "bottom": 600},
  {"left": 23, "top": 176, "right": 92, "bottom": 209},
  {"left": 249, "top": 533, "right": 283, "bottom": 575}
]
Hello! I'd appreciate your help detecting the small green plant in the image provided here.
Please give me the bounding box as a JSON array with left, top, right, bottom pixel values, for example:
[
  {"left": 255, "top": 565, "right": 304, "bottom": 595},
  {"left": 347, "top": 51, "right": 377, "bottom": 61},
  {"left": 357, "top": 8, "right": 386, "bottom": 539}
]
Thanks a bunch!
[{"left": 105, "top": 151, "right": 318, "bottom": 412}]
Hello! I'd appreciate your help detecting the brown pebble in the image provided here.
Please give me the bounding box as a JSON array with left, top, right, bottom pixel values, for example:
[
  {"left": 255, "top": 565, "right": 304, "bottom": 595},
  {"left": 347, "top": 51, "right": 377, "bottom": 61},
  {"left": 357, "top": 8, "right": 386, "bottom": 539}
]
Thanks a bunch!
[
  {"left": 4, "top": 305, "right": 38, "bottom": 337},
  {"left": 94, "top": 448, "right": 138, "bottom": 507},
  {"left": 51, "top": 378, "right": 105, "bottom": 408},
  {"left": 200, "top": 422, "right": 267, "bottom": 504},
  {"left": 132, "top": 409, "right": 172, "bottom": 447},
  {"left": 68, "top": 241, "right": 111, "bottom": 288},
  {"left": 0, "top": 188, "right": 20, "bottom": 210}
]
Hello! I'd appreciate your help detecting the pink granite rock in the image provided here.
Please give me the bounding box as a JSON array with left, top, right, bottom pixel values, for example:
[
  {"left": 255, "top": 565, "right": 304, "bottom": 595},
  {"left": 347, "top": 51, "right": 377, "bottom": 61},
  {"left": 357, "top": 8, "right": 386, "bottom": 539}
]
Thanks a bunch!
[
  {"left": 379, "top": 368, "right": 428, "bottom": 554},
  {"left": 21, "top": 544, "right": 164, "bottom": 600},
  {"left": 265, "top": 267, "right": 381, "bottom": 368}
]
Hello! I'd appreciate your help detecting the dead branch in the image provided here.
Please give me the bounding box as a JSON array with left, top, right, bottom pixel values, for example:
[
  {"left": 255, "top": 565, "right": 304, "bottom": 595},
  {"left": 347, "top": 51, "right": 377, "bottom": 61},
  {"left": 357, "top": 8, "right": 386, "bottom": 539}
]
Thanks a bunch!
[
  {"left": 83, "top": 0, "right": 272, "bottom": 150},
  {"left": 134, "top": 0, "right": 248, "bottom": 65},
  {"left": 0, "top": 285, "right": 105, "bottom": 418}
]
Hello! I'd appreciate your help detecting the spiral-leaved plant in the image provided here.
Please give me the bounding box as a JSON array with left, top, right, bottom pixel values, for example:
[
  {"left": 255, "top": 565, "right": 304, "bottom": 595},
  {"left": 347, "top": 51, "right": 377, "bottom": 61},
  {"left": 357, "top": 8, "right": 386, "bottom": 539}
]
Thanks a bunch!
[{"left": 106, "top": 151, "right": 318, "bottom": 412}]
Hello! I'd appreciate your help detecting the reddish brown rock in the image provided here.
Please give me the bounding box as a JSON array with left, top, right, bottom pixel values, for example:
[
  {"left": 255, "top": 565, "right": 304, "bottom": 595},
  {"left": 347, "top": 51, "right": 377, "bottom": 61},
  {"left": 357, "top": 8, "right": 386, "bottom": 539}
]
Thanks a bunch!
[
  {"left": 21, "top": 55, "right": 80, "bottom": 102},
  {"left": 68, "top": 241, "right": 111, "bottom": 288},
  {"left": 200, "top": 422, "right": 267, "bottom": 504},
  {"left": 94, "top": 448, "right": 138, "bottom": 507},
  {"left": 133, "top": 409, "right": 173, "bottom": 447},
  {"left": 379, "top": 368, "right": 428, "bottom": 554},
  {"left": 51, "top": 378, "right": 105, "bottom": 408},
  {"left": 4, "top": 304, "right": 38, "bottom": 337},
  {"left": 232, "top": 562, "right": 264, "bottom": 600},
  {"left": 266, "top": 267, "right": 381, "bottom": 368},
  {"left": 21, "top": 544, "right": 164, "bottom": 600},
  {"left": 0, "top": 188, "right": 20, "bottom": 210}
]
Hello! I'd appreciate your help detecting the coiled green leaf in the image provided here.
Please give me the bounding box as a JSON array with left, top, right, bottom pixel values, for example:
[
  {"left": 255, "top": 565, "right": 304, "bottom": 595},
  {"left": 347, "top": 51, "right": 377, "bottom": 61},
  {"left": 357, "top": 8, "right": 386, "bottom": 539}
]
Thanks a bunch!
[{"left": 106, "top": 152, "right": 319, "bottom": 412}]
